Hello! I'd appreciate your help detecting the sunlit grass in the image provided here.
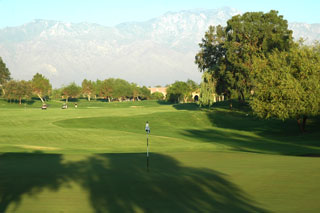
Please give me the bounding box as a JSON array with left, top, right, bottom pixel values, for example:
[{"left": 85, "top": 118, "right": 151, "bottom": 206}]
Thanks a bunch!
[{"left": 0, "top": 98, "right": 319, "bottom": 212}]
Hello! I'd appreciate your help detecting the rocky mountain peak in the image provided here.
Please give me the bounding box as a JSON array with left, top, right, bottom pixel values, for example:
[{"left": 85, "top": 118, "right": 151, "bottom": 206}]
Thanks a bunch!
[{"left": 0, "top": 8, "right": 319, "bottom": 88}]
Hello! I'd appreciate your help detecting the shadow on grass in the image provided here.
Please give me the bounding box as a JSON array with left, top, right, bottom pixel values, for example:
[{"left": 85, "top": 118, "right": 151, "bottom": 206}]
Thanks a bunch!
[
  {"left": 5, "top": 99, "right": 35, "bottom": 105},
  {"left": 0, "top": 152, "right": 71, "bottom": 212},
  {"left": 156, "top": 101, "right": 200, "bottom": 111},
  {"left": 61, "top": 98, "right": 79, "bottom": 103},
  {"left": 173, "top": 103, "right": 200, "bottom": 111},
  {"left": 205, "top": 100, "right": 320, "bottom": 137},
  {"left": 177, "top": 99, "right": 320, "bottom": 155},
  {"left": 181, "top": 127, "right": 320, "bottom": 156},
  {"left": 0, "top": 152, "right": 268, "bottom": 212},
  {"left": 181, "top": 105, "right": 320, "bottom": 155}
]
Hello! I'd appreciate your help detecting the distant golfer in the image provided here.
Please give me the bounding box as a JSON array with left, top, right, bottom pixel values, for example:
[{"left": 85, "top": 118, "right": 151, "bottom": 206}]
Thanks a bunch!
[{"left": 145, "top": 121, "right": 150, "bottom": 134}]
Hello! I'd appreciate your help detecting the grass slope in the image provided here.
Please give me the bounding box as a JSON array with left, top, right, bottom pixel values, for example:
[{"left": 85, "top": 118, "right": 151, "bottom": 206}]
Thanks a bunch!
[{"left": 0, "top": 98, "right": 319, "bottom": 212}]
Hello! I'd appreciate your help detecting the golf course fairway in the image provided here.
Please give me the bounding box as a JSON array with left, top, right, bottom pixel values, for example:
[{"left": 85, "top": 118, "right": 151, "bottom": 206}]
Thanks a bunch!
[{"left": 0, "top": 100, "right": 319, "bottom": 212}]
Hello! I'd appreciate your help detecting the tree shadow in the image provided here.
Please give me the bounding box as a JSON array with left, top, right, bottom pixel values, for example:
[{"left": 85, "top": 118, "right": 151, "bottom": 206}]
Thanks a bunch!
[
  {"left": 63, "top": 98, "right": 79, "bottom": 103},
  {"left": 206, "top": 100, "right": 320, "bottom": 137},
  {"left": 181, "top": 128, "right": 320, "bottom": 156},
  {"left": 156, "top": 101, "right": 201, "bottom": 111},
  {"left": 156, "top": 100, "right": 172, "bottom": 105},
  {"left": 0, "top": 152, "right": 72, "bottom": 212},
  {"left": 5, "top": 99, "right": 35, "bottom": 105},
  {"left": 172, "top": 103, "right": 200, "bottom": 111},
  {"left": 0, "top": 152, "right": 269, "bottom": 212},
  {"left": 184, "top": 99, "right": 320, "bottom": 155},
  {"left": 206, "top": 109, "right": 319, "bottom": 144},
  {"left": 72, "top": 153, "right": 269, "bottom": 213}
]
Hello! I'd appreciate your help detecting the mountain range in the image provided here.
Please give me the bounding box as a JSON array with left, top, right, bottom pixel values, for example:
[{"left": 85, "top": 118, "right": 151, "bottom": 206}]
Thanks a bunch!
[{"left": 0, "top": 7, "right": 319, "bottom": 88}]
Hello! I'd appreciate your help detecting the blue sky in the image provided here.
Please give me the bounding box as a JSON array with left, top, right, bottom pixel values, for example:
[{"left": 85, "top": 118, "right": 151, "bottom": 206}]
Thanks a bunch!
[{"left": 0, "top": 0, "right": 319, "bottom": 28}]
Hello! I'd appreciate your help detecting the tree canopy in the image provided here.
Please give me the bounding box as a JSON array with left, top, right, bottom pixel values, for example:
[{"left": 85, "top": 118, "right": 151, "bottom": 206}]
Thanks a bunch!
[
  {"left": 195, "top": 10, "right": 320, "bottom": 131},
  {"left": 195, "top": 10, "right": 293, "bottom": 101},
  {"left": 250, "top": 43, "right": 320, "bottom": 131},
  {"left": 4, "top": 80, "right": 32, "bottom": 104},
  {"left": 81, "top": 79, "right": 94, "bottom": 101},
  {"left": 0, "top": 57, "right": 11, "bottom": 95},
  {"left": 150, "top": 92, "right": 164, "bottom": 100},
  {"left": 62, "top": 82, "right": 81, "bottom": 103},
  {"left": 166, "top": 81, "right": 192, "bottom": 103},
  {"left": 138, "top": 86, "right": 151, "bottom": 100},
  {"left": 31, "top": 73, "right": 52, "bottom": 104}
]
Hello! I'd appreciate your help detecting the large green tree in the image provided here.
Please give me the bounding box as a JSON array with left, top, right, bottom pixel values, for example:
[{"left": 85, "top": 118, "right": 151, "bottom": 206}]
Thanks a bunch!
[
  {"left": 62, "top": 83, "right": 81, "bottom": 103},
  {"left": 4, "top": 80, "right": 32, "bottom": 104},
  {"left": 150, "top": 92, "right": 164, "bottom": 100},
  {"left": 0, "top": 57, "right": 11, "bottom": 95},
  {"left": 112, "top": 79, "right": 132, "bottom": 101},
  {"left": 31, "top": 73, "right": 52, "bottom": 104},
  {"left": 99, "top": 78, "right": 115, "bottom": 102},
  {"left": 166, "top": 81, "right": 191, "bottom": 103},
  {"left": 82, "top": 79, "right": 94, "bottom": 101},
  {"left": 195, "top": 10, "right": 293, "bottom": 101},
  {"left": 138, "top": 86, "right": 151, "bottom": 100},
  {"left": 250, "top": 43, "right": 320, "bottom": 131}
]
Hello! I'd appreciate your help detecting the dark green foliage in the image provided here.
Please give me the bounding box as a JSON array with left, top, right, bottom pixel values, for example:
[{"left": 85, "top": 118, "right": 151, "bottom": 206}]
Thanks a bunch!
[
  {"left": 250, "top": 44, "right": 320, "bottom": 131},
  {"left": 138, "top": 86, "right": 151, "bottom": 100},
  {"left": 62, "top": 82, "right": 81, "bottom": 103},
  {"left": 166, "top": 81, "right": 191, "bottom": 103},
  {"left": 0, "top": 57, "right": 11, "bottom": 95},
  {"left": 195, "top": 10, "right": 293, "bottom": 101},
  {"left": 112, "top": 78, "right": 132, "bottom": 101},
  {"left": 150, "top": 91, "right": 164, "bottom": 100}
]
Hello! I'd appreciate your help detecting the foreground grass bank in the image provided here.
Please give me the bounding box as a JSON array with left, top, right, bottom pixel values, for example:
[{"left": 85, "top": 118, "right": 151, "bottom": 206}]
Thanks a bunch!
[
  {"left": 1, "top": 152, "right": 319, "bottom": 213},
  {"left": 0, "top": 99, "right": 319, "bottom": 212}
]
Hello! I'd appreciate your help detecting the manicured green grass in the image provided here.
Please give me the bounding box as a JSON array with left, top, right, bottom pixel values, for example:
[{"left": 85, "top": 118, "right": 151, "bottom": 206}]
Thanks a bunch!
[{"left": 0, "top": 98, "right": 319, "bottom": 212}]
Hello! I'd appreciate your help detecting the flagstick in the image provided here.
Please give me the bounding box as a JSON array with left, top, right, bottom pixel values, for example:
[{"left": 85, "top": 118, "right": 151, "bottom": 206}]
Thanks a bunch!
[{"left": 147, "top": 132, "right": 149, "bottom": 172}]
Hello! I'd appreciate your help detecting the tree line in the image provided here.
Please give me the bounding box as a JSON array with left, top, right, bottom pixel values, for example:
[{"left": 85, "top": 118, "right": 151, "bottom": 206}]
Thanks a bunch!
[
  {"left": 0, "top": 73, "right": 152, "bottom": 104},
  {"left": 195, "top": 10, "right": 320, "bottom": 131},
  {"left": 0, "top": 58, "right": 200, "bottom": 104}
]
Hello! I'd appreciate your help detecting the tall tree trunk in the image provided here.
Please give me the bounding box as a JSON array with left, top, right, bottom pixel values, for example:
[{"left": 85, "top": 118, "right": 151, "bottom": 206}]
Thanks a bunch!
[
  {"left": 297, "top": 117, "right": 304, "bottom": 132},
  {"left": 66, "top": 97, "right": 68, "bottom": 103},
  {"left": 302, "top": 116, "right": 308, "bottom": 132},
  {"left": 37, "top": 94, "right": 45, "bottom": 104},
  {"left": 240, "top": 90, "right": 245, "bottom": 103},
  {"left": 88, "top": 95, "right": 91, "bottom": 102},
  {"left": 19, "top": 97, "right": 22, "bottom": 105}
]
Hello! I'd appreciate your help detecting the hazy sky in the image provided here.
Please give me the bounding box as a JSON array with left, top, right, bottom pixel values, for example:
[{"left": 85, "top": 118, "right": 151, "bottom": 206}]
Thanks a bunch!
[{"left": 0, "top": 0, "right": 319, "bottom": 28}]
